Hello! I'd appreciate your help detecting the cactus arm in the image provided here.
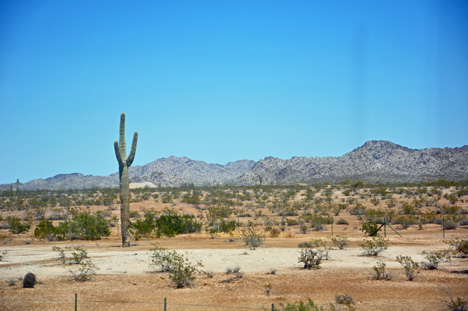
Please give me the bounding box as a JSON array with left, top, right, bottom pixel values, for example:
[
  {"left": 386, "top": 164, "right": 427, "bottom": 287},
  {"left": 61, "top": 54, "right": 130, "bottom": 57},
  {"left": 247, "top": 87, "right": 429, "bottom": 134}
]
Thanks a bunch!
[
  {"left": 114, "top": 141, "right": 124, "bottom": 166},
  {"left": 126, "top": 132, "right": 138, "bottom": 167}
]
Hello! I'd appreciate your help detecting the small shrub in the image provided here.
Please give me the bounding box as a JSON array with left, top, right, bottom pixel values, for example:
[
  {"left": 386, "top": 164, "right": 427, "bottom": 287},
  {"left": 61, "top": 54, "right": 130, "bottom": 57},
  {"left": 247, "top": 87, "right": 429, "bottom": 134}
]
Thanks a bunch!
[
  {"left": 421, "top": 250, "right": 450, "bottom": 269},
  {"left": 396, "top": 255, "right": 420, "bottom": 281},
  {"left": 7, "top": 216, "right": 30, "bottom": 234},
  {"left": 298, "top": 248, "right": 323, "bottom": 269},
  {"left": 53, "top": 246, "right": 88, "bottom": 264},
  {"left": 149, "top": 245, "right": 203, "bottom": 288},
  {"left": 241, "top": 228, "right": 264, "bottom": 250},
  {"left": 336, "top": 218, "right": 349, "bottom": 225},
  {"left": 205, "top": 271, "right": 214, "bottom": 278},
  {"left": 443, "top": 220, "right": 458, "bottom": 230},
  {"left": 360, "top": 222, "right": 379, "bottom": 236},
  {"left": 0, "top": 250, "right": 7, "bottom": 261},
  {"left": 371, "top": 260, "right": 391, "bottom": 280},
  {"left": 70, "top": 260, "right": 99, "bottom": 282},
  {"left": 447, "top": 238, "right": 468, "bottom": 257},
  {"left": 331, "top": 235, "right": 349, "bottom": 250},
  {"left": 360, "top": 237, "right": 389, "bottom": 256},
  {"left": 280, "top": 298, "right": 323, "bottom": 311},
  {"left": 334, "top": 294, "right": 355, "bottom": 307},
  {"left": 267, "top": 268, "right": 277, "bottom": 275},
  {"left": 444, "top": 288, "right": 468, "bottom": 311},
  {"left": 270, "top": 228, "right": 281, "bottom": 238},
  {"left": 264, "top": 282, "right": 272, "bottom": 296},
  {"left": 35, "top": 220, "right": 59, "bottom": 241}
]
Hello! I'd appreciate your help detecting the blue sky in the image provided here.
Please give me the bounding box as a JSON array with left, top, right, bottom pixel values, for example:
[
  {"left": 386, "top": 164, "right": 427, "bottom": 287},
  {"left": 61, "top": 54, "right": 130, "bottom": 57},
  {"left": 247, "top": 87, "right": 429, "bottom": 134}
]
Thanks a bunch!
[{"left": 1, "top": 0, "right": 467, "bottom": 185}]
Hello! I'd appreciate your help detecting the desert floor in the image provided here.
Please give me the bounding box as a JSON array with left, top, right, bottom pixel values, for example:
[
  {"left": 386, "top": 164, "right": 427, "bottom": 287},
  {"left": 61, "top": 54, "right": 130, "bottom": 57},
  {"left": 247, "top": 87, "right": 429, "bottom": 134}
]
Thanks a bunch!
[{"left": 1, "top": 226, "right": 467, "bottom": 311}]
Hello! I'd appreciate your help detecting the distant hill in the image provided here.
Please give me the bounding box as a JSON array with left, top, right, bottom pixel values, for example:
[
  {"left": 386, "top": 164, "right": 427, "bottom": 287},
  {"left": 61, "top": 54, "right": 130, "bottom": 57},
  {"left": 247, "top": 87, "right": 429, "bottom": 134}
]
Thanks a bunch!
[
  {"left": 235, "top": 141, "right": 468, "bottom": 185},
  {"left": 2, "top": 141, "right": 467, "bottom": 190}
]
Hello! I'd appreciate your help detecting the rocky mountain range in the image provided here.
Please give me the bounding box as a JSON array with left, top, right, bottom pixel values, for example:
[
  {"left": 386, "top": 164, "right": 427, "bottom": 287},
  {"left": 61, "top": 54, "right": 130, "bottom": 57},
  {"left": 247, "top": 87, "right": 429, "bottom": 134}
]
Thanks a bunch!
[{"left": 2, "top": 141, "right": 468, "bottom": 190}]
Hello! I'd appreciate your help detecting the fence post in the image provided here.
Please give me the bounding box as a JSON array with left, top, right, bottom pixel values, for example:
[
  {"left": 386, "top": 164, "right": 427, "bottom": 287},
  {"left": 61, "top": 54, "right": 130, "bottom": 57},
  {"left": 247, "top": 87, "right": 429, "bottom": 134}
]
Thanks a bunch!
[
  {"left": 271, "top": 303, "right": 275, "bottom": 311},
  {"left": 75, "top": 293, "right": 77, "bottom": 311},
  {"left": 164, "top": 297, "right": 167, "bottom": 311}
]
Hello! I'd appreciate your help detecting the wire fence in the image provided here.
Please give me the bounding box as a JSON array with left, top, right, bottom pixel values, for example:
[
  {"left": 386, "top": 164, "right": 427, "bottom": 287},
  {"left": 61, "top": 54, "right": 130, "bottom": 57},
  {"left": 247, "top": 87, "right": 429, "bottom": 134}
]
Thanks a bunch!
[{"left": 1, "top": 295, "right": 277, "bottom": 311}]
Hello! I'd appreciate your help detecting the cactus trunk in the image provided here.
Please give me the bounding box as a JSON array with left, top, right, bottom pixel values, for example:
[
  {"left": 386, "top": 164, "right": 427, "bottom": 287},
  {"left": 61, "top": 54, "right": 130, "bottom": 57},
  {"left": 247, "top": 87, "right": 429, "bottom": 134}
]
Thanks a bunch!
[{"left": 114, "top": 113, "right": 138, "bottom": 247}]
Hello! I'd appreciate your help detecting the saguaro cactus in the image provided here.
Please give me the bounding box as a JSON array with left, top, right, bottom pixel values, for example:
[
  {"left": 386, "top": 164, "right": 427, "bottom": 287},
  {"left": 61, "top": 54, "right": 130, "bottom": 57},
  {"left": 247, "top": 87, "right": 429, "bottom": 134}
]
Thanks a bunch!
[{"left": 114, "top": 113, "right": 138, "bottom": 247}]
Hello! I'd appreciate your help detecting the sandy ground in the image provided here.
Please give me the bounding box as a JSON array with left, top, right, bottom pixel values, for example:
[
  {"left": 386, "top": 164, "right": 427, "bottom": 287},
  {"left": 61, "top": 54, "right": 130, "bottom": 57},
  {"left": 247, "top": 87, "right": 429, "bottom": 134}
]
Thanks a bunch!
[
  {"left": 1, "top": 236, "right": 467, "bottom": 311},
  {"left": 0, "top": 243, "right": 445, "bottom": 280}
]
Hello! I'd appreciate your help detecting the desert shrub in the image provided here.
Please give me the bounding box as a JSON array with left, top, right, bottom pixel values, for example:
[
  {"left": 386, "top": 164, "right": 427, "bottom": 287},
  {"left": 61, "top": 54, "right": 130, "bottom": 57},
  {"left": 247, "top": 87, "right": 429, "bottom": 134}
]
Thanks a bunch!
[
  {"left": 298, "top": 242, "right": 313, "bottom": 248},
  {"left": 360, "top": 222, "right": 379, "bottom": 236},
  {"left": 211, "top": 219, "right": 237, "bottom": 233},
  {"left": 331, "top": 235, "right": 349, "bottom": 250},
  {"left": 336, "top": 218, "right": 349, "bottom": 225},
  {"left": 443, "top": 220, "right": 458, "bottom": 230},
  {"left": 34, "top": 220, "right": 58, "bottom": 241},
  {"left": 0, "top": 250, "right": 7, "bottom": 261},
  {"left": 444, "top": 289, "right": 468, "bottom": 311},
  {"left": 396, "top": 255, "right": 420, "bottom": 281},
  {"left": 241, "top": 228, "right": 264, "bottom": 250},
  {"left": 300, "top": 224, "right": 308, "bottom": 234},
  {"left": 155, "top": 214, "right": 202, "bottom": 237},
  {"left": 360, "top": 237, "right": 389, "bottom": 256},
  {"left": 70, "top": 259, "right": 99, "bottom": 282},
  {"left": 149, "top": 245, "right": 203, "bottom": 288},
  {"left": 280, "top": 298, "right": 323, "bottom": 311},
  {"left": 460, "top": 219, "right": 468, "bottom": 226},
  {"left": 130, "top": 211, "right": 156, "bottom": 240},
  {"left": 447, "top": 238, "right": 468, "bottom": 257},
  {"left": 53, "top": 246, "right": 88, "bottom": 265},
  {"left": 372, "top": 260, "right": 391, "bottom": 280},
  {"left": 298, "top": 248, "right": 323, "bottom": 269},
  {"left": 7, "top": 216, "right": 30, "bottom": 234},
  {"left": 270, "top": 228, "right": 281, "bottom": 238},
  {"left": 334, "top": 294, "right": 356, "bottom": 310},
  {"left": 55, "top": 212, "right": 111, "bottom": 240},
  {"left": 421, "top": 250, "right": 450, "bottom": 269}
]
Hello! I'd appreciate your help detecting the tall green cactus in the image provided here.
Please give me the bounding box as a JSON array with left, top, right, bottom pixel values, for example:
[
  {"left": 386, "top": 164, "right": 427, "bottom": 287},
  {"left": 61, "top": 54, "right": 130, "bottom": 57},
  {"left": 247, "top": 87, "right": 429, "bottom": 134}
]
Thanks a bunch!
[{"left": 114, "top": 113, "right": 138, "bottom": 247}]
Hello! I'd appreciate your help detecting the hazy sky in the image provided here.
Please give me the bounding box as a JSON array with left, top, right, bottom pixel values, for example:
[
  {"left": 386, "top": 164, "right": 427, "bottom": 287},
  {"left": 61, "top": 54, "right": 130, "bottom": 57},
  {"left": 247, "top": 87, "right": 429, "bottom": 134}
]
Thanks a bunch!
[{"left": 1, "top": 0, "right": 467, "bottom": 185}]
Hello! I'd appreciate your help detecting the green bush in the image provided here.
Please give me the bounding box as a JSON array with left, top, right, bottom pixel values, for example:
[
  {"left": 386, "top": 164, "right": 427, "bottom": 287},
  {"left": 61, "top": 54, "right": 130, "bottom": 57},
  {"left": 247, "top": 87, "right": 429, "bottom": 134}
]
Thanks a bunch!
[
  {"left": 70, "top": 259, "right": 99, "bottom": 282},
  {"left": 372, "top": 260, "right": 391, "bottom": 280},
  {"left": 331, "top": 235, "right": 349, "bottom": 250},
  {"left": 130, "top": 211, "right": 156, "bottom": 240},
  {"left": 421, "top": 250, "right": 450, "bottom": 269},
  {"left": 36, "top": 213, "right": 110, "bottom": 241},
  {"left": 298, "top": 247, "right": 323, "bottom": 269},
  {"left": 360, "top": 237, "right": 389, "bottom": 256},
  {"left": 447, "top": 238, "right": 468, "bottom": 257},
  {"left": 34, "top": 220, "right": 58, "bottom": 240},
  {"left": 360, "top": 222, "right": 379, "bottom": 236},
  {"left": 149, "top": 245, "right": 203, "bottom": 288},
  {"left": 210, "top": 219, "right": 237, "bottom": 233},
  {"left": 155, "top": 214, "right": 202, "bottom": 237},
  {"left": 241, "top": 228, "right": 264, "bottom": 250},
  {"left": 7, "top": 216, "right": 30, "bottom": 234},
  {"left": 396, "top": 255, "right": 420, "bottom": 281},
  {"left": 280, "top": 298, "right": 323, "bottom": 311}
]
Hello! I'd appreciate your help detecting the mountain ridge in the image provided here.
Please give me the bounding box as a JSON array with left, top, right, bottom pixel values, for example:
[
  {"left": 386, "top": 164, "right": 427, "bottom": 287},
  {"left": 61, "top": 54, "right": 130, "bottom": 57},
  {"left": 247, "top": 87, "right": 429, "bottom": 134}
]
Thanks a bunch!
[{"left": 2, "top": 141, "right": 467, "bottom": 190}]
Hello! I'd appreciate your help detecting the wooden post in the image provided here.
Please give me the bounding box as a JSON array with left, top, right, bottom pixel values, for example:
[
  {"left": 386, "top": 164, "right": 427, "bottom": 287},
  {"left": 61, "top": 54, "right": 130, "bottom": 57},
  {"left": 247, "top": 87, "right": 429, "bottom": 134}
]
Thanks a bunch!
[
  {"left": 164, "top": 297, "right": 167, "bottom": 311},
  {"left": 272, "top": 303, "right": 275, "bottom": 311},
  {"left": 75, "top": 293, "right": 77, "bottom": 311}
]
